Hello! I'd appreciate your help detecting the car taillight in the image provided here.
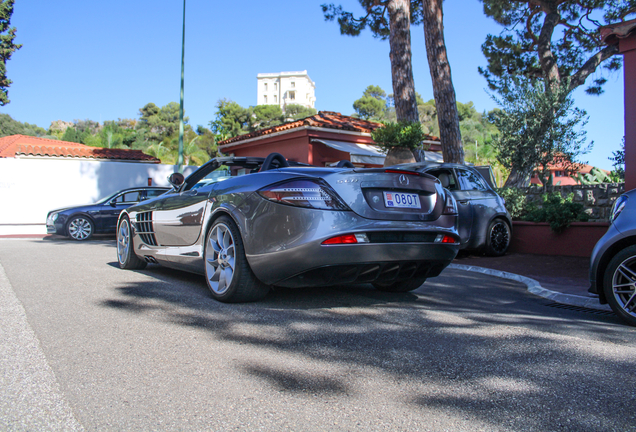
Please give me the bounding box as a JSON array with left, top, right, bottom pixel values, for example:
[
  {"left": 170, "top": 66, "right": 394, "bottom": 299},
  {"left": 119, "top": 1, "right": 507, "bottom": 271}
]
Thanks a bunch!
[
  {"left": 258, "top": 179, "right": 350, "bottom": 211},
  {"left": 442, "top": 192, "right": 458, "bottom": 215},
  {"left": 435, "top": 234, "right": 458, "bottom": 244},
  {"left": 322, "top": 233, "right": 370, "bottom": 245}
]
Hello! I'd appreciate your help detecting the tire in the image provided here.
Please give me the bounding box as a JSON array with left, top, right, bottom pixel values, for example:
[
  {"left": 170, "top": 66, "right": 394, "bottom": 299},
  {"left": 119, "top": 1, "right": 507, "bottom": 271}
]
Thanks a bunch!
[
  {"left": 204, "top": 216, "right": 270, "bottom": 303},
  {"left": 117, "top": 216, "right": 147, "bottom": 270},
  {"left": 603, "top": 245, "right": 636, "bottom": 327},
  {"left": 372, "top": 277, "right": 426, "bottom": 293},
  {"left": 67, "top": 215, "right": 94, "bottom": 241},
  {"left": 483, "top": 218, "right": 511, "bottom": 257}
]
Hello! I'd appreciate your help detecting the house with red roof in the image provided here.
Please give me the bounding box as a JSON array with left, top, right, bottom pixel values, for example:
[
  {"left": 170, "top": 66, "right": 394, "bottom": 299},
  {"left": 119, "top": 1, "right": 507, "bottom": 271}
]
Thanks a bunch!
[
  {"left": 0, "top": 135, "right": 194, "bottom": 236},
  {"left": 0, "top": 134, "right": 160, "bottom": 162},
  {"left": 218, "top": 111, "right": 441, "bottom": 167}
]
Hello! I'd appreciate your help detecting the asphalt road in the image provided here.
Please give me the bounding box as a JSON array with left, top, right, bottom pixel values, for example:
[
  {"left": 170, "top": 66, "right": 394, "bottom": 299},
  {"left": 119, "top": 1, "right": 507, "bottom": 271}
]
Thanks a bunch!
[{"left": 1, "top": 237, "right": 635, "bottom": 431}]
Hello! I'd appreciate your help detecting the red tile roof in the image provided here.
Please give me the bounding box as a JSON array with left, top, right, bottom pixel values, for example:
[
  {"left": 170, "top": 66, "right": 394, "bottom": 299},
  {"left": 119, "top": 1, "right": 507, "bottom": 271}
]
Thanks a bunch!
[
  {"left": 601, "top": 18, "right": 636, "bottom": 44},
  {"left": 0, "top": 135, "right": 160, "bottom": 163},
  {"left": 218, "top": 111, "right": 440, "bottom": 145}
]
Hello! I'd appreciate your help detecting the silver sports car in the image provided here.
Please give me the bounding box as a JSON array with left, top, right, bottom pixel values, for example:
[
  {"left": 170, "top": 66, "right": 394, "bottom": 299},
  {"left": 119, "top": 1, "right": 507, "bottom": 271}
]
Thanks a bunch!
[{"left": 116, "top": 153, "right": 461, "bottom": 302}]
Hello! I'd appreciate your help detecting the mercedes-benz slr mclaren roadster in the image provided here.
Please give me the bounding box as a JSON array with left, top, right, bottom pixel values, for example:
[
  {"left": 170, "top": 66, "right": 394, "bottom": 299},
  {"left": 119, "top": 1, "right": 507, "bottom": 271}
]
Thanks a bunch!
[{"left": 116, "top": 153, "right": 460, "bottom": 302}]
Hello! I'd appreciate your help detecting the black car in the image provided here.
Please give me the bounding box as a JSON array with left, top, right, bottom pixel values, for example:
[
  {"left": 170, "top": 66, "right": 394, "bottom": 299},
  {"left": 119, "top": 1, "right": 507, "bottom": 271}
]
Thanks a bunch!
[
  {"left": 47, "top": 187, "right": 169, "bottom": 240},
  {"left": 395, "top": 162, "right": 512, "bottom": 256},
  {"left": 589, "top": 188, "right": 636, "bottom": 326}
]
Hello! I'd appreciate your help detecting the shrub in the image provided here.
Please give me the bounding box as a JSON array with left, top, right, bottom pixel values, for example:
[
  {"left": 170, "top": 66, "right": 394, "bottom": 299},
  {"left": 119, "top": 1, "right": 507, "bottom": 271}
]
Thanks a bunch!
[
  {"left": 370, "top": 121, "right": 426, "bottom": 152},
  {"left": 522, "top": 192, "right": 589, "bottom": 233},
  {"left": 496, "top": 187, "right": 528, "bottom": 219}
]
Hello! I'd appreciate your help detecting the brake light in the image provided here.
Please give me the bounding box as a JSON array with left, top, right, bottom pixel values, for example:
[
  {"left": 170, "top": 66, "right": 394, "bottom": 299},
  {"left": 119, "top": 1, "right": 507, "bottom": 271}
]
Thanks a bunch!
[
  {"left": 322, "top": 233, "right": 370, "bottom": 245},
  {"left": 435, "top": 234, "right": 458, "bottom": 244},
  {"left": 322, "top": 234, "right": 357, "bottom": 245},
  {"left": 258, "top": 179, "right": 350, "bottom": 210}
]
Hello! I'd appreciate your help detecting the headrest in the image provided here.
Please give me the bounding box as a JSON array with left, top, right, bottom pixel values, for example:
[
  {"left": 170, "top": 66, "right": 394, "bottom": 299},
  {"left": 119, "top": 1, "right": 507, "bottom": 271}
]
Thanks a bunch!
[{"left": 438, "top": 173, "right": 450, "bottom": 188}]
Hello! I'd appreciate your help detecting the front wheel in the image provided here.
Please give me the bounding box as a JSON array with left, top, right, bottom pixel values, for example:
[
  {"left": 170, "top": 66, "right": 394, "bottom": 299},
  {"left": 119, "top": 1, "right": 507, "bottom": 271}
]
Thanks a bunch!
[
  {"left": 372, "top": 277, "right": 426, "bottom": 293},
  {"left": 67, "top": 215, "right": 94, "bottom": 241},
  {"left": 204, "top": 216, "right": 270, "bottom": 303},
  {"left": 483, "top": 219, "right": 510, "bottom": 257},
  {"left": 117, "top": 216, "right": 146, "bottom": 270},
  {"left": 603, "top": 245, "right": 636, "bottom": 327}
]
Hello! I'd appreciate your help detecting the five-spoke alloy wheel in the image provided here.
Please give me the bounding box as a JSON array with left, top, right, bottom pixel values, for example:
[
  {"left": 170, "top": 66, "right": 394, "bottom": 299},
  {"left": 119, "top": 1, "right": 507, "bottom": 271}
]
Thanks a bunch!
[
  {"left": 204, "top": 216, "right": 269, "bottom": 303},
  {"left": 604, "top": 245, "right": 636, "bottom": 327},
  {"left": 117, "top": 215, "right": 146, "bottom": 270}
]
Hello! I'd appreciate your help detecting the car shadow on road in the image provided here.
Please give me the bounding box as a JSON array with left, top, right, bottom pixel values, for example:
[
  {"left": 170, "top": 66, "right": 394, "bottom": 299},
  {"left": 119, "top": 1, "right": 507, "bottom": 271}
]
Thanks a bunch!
[{"left": 97, "top": 263, "right": 636, "bottom": 430}]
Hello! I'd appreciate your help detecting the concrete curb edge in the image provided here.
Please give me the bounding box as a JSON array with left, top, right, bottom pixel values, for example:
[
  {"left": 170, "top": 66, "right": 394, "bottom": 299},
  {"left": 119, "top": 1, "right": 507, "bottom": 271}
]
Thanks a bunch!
[{"left": 448, "top": 263, "right": 613, "bottom": 312}]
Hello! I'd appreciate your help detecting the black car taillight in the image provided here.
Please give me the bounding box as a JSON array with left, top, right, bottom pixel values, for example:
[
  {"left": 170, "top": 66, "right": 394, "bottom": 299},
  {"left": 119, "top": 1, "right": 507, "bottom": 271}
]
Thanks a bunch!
[
  {"left": 258, "top": 179, "right": 350, "bottom": 211},
  {"left": 442, "top": 192, "right": 458, "bottom": 215}
]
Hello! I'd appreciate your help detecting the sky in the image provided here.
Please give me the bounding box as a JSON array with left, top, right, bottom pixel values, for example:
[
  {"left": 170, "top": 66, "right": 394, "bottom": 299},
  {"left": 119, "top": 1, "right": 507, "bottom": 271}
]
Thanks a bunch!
[{"left": 2, "top": 0, "right": 626, "bottom": 170}]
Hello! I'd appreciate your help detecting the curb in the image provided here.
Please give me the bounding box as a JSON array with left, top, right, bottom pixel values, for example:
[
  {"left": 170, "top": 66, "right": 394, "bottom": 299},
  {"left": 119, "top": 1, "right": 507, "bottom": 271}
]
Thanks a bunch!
[{"left": 448, "top": 263, "right": 612, "bottom": 312}]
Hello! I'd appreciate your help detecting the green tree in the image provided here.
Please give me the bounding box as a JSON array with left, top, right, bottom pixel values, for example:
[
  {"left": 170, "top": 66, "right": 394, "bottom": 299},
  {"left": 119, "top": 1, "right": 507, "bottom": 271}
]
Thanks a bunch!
[
  {"left": 250, "top": 104, "right": 283, "bottom": 130},
  {"left": 490, "top": 76, "right": 591, "bottom": 188},
  {"left": 479, "top": 0, "right": 636, "bottom": 95},
  {"left": 0, "top": 0, "right": 22, "bottom": 106},
  {"left": 322, "top": 0, "right": 420, "bottom": 123},
  {"left": 137, "top": 102, "right": 188, "bottom": 143},
  {"left": 0, "top": 113, "right": 47, "bottom": 137},
  {"left": 61, "top": 127, "right": 79, "bottom": 143},
  {"left": 609, "top": 137, "right": 625, "bottom": 181},
  {"left": 353, "top": 85, "right": 388, "bottom": 120},
  {"left": 284, "top": 104, "right": 317, "bottom": 121},
  {"left": 209, "top": 99, "right": 250, "bottom": 139}
]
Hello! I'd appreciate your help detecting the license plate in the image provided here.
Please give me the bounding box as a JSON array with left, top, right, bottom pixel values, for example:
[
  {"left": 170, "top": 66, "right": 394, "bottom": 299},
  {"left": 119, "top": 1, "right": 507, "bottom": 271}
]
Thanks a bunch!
[{"left": 383, "top": 192, "right": 421, "bottom": 209}]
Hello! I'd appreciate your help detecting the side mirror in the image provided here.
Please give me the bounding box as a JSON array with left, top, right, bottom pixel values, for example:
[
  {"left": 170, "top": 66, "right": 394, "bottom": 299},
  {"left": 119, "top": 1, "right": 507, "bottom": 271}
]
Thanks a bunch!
[
  {"left": 109, "top": 201, "right": 117, "bottom": 207},
  {"left": 168, "top": 173, "right": 185, "bottom": 189}
]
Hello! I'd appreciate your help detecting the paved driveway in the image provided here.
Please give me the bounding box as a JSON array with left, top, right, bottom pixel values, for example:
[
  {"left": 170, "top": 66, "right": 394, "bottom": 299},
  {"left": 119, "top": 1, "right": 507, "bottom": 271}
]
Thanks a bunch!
[{"left": 1, "top": 238, "right": 635, "bottom": 431}]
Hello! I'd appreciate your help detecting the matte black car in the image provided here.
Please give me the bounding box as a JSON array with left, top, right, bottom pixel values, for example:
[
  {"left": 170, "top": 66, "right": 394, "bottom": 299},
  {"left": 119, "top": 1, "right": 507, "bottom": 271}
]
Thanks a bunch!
[
  {"left": 589, "top": 188, "right": 636, "bottom": 326},
  {"left": 47, "top": 187, "right": 169, "bottom": 241},
  {"left": 394, "top": 162, "right": 512, "bottom": 256},
  {"left": 116, "top": 153, "right": 461, "bottom": 303}
]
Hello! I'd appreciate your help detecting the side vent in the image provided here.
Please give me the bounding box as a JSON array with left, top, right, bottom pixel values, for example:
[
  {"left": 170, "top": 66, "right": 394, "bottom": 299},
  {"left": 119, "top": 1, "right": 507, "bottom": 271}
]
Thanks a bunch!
[{"left": 135, "top": 212, "right": 158, "bottom": 246}]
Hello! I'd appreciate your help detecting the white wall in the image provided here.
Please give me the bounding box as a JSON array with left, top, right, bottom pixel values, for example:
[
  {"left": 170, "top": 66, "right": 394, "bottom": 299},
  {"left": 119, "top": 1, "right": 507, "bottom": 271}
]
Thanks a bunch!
[{"left": 0, "top": 158, "right": 198, "bottom": 234}]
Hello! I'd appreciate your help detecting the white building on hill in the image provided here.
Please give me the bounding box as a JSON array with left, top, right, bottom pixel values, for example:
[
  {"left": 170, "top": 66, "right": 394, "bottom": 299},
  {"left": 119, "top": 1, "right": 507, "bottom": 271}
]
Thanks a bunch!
[{"left": 257, "top": 71, "right": 315, "bottom": 111}]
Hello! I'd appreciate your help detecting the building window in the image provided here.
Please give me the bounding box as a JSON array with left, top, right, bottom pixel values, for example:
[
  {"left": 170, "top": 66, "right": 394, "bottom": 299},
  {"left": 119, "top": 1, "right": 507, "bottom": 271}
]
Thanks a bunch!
[
  {"left": 264, "top": 83, "right": 268, "bottom": 91},
  {"left": 291, "top": 81, "right": 295, "bottom": 88},
  {"left": 274, "top": 95, "right": 277, "bottom": 103},
  {"left": 274, "top": 83, "right": 277, "bottom": 91},
  {"left": 289, "top": 91, "right": 295, "bottom": 100},
  {"left": 264, "top": 95, "right": 268, "bottom": 103}
]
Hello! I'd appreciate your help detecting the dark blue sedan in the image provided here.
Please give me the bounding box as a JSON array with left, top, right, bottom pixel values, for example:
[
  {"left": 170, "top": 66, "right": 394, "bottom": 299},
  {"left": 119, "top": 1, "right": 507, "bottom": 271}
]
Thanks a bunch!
[{"left": 46, "top": 187, "right": 169, "bottom": 240}]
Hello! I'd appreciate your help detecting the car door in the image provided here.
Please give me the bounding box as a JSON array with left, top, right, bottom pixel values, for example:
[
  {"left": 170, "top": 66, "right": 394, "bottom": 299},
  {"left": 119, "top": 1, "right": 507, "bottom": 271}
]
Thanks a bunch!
[
  {"left": 455, "top": 167, "right": 497, "bottom": 246},
  {"left": 425, "top": 167, "right": 473, "bottom": 246},
  {"left": 95, "top": 190, "right": 142, "bottom": 232},
  {"left": 151, "top": 184, "right": 214, "bottom": 247}
]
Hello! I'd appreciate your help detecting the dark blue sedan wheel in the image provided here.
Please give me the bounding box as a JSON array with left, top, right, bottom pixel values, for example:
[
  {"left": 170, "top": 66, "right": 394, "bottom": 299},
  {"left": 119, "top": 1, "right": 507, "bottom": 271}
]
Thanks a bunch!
[{"left": 67, "top": 216, "right": 94, "bottom": 241}]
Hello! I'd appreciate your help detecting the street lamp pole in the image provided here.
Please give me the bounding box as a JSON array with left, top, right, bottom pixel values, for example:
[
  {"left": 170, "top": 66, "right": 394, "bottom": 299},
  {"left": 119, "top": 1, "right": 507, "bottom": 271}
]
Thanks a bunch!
[{"left": 177, "top": 0, "right": 186, "bottom": 173}]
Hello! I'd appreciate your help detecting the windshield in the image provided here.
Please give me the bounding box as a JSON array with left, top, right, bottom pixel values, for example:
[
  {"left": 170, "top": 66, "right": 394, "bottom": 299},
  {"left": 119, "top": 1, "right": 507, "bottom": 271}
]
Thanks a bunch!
[{"left": 190, "top": 168, "right": 233, "bottom": 190}]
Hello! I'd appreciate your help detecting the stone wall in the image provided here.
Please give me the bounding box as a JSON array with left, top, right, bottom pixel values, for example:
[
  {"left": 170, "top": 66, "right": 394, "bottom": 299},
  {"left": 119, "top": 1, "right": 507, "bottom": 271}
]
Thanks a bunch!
[{"left": 522, "top": 183, "right": 626, "bottom": 222}]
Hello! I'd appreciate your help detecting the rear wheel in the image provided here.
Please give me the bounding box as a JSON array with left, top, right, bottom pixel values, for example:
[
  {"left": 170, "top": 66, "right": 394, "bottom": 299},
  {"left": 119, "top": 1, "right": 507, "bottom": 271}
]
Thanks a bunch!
[
  {"left": 483, "top": 219, "right": 510, "bottom": 257},
  {"left": 67, "top": 215, "right": 94, "bottom": 241},
  {"left": 373, "top": 277, "right": 426, "bottom": 293},
  {"left": 603, "top": 245, "right": 636, "bottom": 327},
  {"left": 204, "top": 216, "right": 270, "bottom": 303},
  {"left": 117, "top": 216, "right": 147, "bottom": 270}
]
